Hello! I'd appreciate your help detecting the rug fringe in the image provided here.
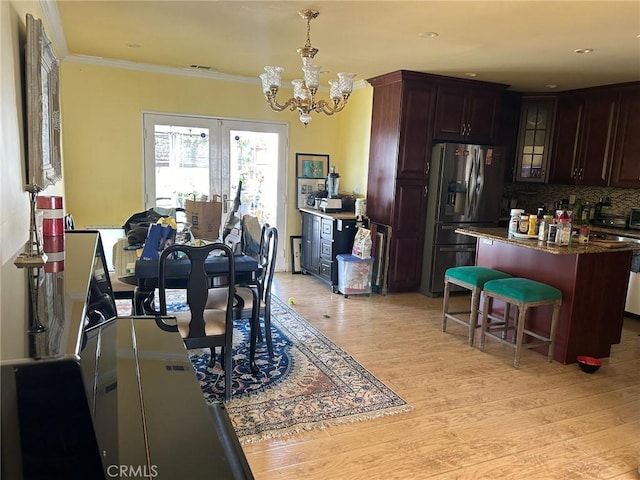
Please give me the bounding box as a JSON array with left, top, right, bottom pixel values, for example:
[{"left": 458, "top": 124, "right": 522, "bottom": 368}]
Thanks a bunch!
[{"left": 237, "top": 404, "right": 414, "bottom": 445}]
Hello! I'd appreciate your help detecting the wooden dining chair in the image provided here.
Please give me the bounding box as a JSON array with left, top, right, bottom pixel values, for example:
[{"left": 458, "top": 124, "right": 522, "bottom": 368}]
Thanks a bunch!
[
  {"left": 152, "top": 242, "right": 235, "bottom": 402},
  {"left": 235, "top": 226, "right": 278, "bottom": 359}
]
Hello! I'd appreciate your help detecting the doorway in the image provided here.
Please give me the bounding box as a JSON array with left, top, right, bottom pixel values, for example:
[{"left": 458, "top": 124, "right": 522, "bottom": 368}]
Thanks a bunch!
[{"left": 142, "top": 113, "right": 288, "bottom": 270}]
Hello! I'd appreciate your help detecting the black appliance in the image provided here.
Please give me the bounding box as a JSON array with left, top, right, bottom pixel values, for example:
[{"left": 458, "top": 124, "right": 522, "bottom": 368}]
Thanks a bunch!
[{"left": 420, "top": 143, "right": 505, "bottom": 296}]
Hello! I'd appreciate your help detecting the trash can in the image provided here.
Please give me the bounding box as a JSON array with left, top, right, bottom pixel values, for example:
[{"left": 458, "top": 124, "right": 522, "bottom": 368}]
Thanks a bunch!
[{"left": 336, "top": 254, "right": 374, "bottom": 297}]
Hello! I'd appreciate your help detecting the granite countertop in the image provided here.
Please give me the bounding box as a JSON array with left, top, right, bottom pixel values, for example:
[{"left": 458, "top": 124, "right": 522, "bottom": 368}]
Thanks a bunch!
[{"left": 456, "top": 227, "right": 640, "bottom": 255}]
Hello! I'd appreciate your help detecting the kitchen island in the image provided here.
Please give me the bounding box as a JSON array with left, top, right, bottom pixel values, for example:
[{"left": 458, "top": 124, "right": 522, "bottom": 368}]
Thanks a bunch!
[{"left": 457, "top": 227, "right": 639, "bottom": 364}]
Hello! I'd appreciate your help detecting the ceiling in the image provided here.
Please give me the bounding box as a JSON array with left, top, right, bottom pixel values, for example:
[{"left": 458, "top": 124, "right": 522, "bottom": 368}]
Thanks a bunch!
[{"left": 52, "top": 1, "right": 640, "bottom": 93}]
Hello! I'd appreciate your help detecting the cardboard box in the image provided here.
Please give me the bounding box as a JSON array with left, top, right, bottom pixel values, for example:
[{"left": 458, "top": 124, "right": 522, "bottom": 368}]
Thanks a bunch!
[{"left": 184, "top": 199, "right": 222, "bottom": 241}]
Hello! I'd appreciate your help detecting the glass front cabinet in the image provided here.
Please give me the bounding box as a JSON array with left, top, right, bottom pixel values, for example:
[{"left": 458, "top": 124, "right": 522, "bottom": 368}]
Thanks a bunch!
[{"left": 514, "top": 96, "right": 557, "bottom": 182}]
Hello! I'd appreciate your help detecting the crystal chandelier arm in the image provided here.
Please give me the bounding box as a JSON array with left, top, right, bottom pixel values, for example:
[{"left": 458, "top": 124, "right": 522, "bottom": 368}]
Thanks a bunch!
[
  {"left": 312, "top": 97, "right": 349, "bottom": 116},
  {"left": 265, "top": 92, "right": 301, "bottom": 112}
]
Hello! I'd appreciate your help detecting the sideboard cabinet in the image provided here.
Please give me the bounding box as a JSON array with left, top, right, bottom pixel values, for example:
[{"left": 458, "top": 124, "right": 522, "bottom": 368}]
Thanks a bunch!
[
  {"left": 366, "top": 70, "right": 508, "bottom": 292},
  {"left": 300, "top": 208, "right": 361, "bottom": 291}
]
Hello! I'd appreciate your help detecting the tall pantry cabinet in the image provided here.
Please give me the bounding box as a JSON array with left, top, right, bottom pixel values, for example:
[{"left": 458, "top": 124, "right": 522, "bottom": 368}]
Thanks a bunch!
[
  {"left": 366, "top": 70, "right": 506, "bottom": 292},
  {"left": 366, "top": 71, "right": 436, "bottom": 292}
]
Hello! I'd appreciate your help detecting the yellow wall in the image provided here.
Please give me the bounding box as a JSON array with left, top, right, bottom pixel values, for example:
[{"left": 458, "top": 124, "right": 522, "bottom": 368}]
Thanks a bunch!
[
  {"left": 1, "top": 2, "right": 372, "bottom": 360},
  {"left": 1, "top": 1, "right": 64, "bottom": 359},
  {"left": 60, "top": 63, "right": 371, "bottom": 242}
]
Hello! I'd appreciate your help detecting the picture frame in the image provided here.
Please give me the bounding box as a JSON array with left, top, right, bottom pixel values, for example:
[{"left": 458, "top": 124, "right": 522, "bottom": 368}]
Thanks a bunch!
[
  {"left": 290, "top": 236, "right": 302, "bottom": 274},
  {"left": 296, "top": 178, "right": 326, "bottom": 209},
  {"left": 296, "top": 153, "right": 329, "bottom": 179},
  {"left": 25, "top": 14, "right": 61, "bottom": 191}
]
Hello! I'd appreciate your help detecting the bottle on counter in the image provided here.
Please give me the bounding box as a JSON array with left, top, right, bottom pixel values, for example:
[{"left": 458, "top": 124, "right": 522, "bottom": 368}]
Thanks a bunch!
[
  {"left": 519, "top": 214, "right": 530, "bottom": 234},
  {"left": 580, "top": 202, "right": 591, "bottom": 225},
  {"left": 509, "top": 208, "right": 524, "bottom": 236},
  {"left": 556, "top": 210, "right": 572, "bottom": 245},
  {"left": 539, "top": 214, "right": 554, "bottom": 241},
  {"left": 528, "top": 215, "right": 537, "bottom": 236}
]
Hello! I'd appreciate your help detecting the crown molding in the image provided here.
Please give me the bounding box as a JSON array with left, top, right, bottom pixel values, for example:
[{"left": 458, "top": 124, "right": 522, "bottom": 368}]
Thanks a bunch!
[{"left": 43, "top": 0, "right": 368, "bottom": 90}]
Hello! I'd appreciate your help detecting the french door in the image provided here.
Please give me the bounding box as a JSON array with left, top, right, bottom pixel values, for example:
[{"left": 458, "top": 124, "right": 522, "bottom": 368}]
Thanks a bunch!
[{"left": 142, "top": 112, "right": 288, "bottom": 270}]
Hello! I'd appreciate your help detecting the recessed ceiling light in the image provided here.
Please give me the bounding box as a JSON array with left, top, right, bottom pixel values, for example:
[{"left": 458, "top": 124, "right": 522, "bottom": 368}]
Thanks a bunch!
[
  {"left": 465, "top": 73, "right": 478, "bottom": 77},
  {"left": 126, "top": 43, "right": 141, "bottom": 48},
  {"left": 574, "top": 48, "right": 594, "bottom": 54},
  {"left": 419, "top": 32, "right": 439, "bottom": 38},
  {"left": 545, "top": 84, "right": 558, "bottom": 89}
]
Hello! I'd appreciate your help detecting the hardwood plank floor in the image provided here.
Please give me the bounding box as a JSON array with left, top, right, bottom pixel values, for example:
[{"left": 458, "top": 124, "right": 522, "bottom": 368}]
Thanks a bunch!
[{"left": 241, "top": 272, "right": 640, "bottom": 479}]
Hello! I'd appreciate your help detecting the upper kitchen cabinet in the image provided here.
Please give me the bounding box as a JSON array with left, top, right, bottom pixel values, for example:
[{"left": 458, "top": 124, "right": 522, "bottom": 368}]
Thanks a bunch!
[
  {"left": 433, "top": 81, "right": 506, "bottom": 144},
  {"left": 366, "top": 70, "right": 508, "bottom": 292},
  {"left": 549, "top": 86, "right": 622, "bottom": 186},
  {"left": 610, "top": 85, "right": 640, "bottom": 188},
  {"left": 514, "top": 96, "right": 556, "bottom": 183}
]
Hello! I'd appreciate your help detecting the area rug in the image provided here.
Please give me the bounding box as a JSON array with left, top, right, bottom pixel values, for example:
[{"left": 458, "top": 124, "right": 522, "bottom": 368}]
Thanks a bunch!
[{"left": 181, "top": 295, "right": 412, "bottom": 444}]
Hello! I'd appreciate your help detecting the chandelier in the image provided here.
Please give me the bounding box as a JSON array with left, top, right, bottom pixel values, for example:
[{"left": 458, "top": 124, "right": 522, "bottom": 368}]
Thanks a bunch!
[{"left": 259, "top": 9, "right": 355, "bottom": 126}]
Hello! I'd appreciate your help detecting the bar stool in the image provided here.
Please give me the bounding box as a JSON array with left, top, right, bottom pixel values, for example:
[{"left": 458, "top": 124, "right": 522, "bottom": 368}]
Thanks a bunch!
[
  {"left": 480, "top": 277, "right": 562, "bottom": 368},
  {"left": 442, "top": 266, "right": 512, "bottom": 346}
]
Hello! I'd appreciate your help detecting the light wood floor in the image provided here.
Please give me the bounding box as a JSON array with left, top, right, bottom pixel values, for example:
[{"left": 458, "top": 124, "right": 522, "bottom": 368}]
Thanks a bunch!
[{"left": 241, "top": 272, "right": 640, "bottom": 479}]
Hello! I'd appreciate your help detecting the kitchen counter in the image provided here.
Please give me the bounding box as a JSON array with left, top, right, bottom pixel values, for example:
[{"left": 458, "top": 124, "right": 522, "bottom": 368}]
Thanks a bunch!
[
  {"left": 456, "top": 227, "right": 640, "bottom": 254},
  {"left": 456, "top": 226, "right": 633, "bottom": 364},
  {"left": 299, "top": 207, "right": 359, "bottom": 221}
]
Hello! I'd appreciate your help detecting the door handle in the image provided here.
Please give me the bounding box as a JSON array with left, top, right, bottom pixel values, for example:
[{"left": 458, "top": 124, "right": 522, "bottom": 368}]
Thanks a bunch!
[{"left": 223, "top": 194, "right": 228, "bottom": 213}]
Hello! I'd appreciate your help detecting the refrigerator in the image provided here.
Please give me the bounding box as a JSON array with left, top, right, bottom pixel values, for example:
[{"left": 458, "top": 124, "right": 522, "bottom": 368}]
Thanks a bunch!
[{"left": 419, "top": 143, "right": 505, "bottom": 296}]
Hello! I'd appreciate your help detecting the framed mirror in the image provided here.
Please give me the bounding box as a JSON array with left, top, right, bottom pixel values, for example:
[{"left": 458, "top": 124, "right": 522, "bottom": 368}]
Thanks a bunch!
[{"left": 25, "top": 14, "right": 61, "bottom": 191}]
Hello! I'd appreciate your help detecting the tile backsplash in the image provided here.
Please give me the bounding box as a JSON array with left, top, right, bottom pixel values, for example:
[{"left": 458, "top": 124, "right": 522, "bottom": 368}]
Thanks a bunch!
[{"left": 502, "top": 183, "right": 640, "bottom": 218}]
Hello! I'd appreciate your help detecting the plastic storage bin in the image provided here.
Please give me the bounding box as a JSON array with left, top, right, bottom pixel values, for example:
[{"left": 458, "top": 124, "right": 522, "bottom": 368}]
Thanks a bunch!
[{"left": 336, "top": 254, "right": 374, "bottom": 297}]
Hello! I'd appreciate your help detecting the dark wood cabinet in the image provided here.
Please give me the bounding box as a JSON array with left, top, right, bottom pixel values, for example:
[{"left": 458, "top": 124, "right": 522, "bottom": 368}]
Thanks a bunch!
[
  {"left": 300, "top": 209, "right": 360, "bottom": 291},
  {"left": 366, "top": 71, "right": 436, "bottom": 292},
  {"left": 550, "top": 85, "right": 626, "bottom": 186},
  {"left": 433, "top": 83, "right": 503, "bottom": 144},
  {"left": 514, "top": 96, "right": 557, "bottom": 183},
  {"left": 366, "top": 70, "right": 508, "bottom": 292},
  {"left": 610, "top": 85, "right": 640, "bottom": 188}
]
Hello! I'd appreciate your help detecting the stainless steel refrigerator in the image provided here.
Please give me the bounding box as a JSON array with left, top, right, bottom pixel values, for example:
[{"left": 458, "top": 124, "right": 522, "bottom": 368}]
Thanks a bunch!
[{"left": 420, "top": 143, "right": 505, "bottom": 296}]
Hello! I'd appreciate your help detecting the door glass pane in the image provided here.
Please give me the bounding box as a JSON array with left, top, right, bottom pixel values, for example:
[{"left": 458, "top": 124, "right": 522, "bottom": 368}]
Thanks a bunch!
[
  {"left": 229, "top": 130, "right": 279, "bottom": 227},
  {"left": 154, "top": 125, "right": 210, "bottom": 208}
]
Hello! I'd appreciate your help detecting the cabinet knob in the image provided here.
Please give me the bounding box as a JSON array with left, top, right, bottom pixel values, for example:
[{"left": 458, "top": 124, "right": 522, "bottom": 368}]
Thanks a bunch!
[{"left": 467, "top": 123, "right": 471, "bottom": 135}]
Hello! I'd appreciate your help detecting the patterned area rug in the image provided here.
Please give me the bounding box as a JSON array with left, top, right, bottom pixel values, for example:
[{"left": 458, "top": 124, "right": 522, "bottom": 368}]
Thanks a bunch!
[{"left": 165, "top": 295, "right": 412, "bottom": 444}]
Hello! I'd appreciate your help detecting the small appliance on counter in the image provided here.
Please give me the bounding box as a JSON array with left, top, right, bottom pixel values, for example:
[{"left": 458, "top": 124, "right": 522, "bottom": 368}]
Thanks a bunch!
[
  {"left": 319, "top": 166, "right": 343, "bottom": 213},
  {"left": 592, "top": 214, "right": 628, "bottom": 229},
  {"left": 629, "top": 207, "right": 640, "bottom": 231}
]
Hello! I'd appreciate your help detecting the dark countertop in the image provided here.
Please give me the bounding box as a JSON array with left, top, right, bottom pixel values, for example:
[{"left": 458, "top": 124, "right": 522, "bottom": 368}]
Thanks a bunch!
[{"left": 456, "top": 227, "right": 640, "bottom": 255}]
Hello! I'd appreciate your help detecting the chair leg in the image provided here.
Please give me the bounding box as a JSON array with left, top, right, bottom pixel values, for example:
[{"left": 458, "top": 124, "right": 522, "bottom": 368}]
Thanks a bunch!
[
  {"left": 223, "top": 343, "right": 233, "bottom": 402},
  {"left": 264, "top": 302, "right": 274, "bottom": 359},
  {"left": 480, "top": 293, "right": 492, "bottom": 352},
  {"left": 468, "top": 286, "right": 481, "bottom": 347},
  {"left": 513, "top": 305, "right": 527, "bottom": 369},
  {"left": 249, "top": 291, "right": 260, "bottom": 373},
  {"left": 547, "top": 301, "right": 561, "bottom": 362},
  {"left": 208, "top": 347, "right": 216, "bottom": 368},
  {"left": 442, "top": 280, "right": 451, "bottom": 332}
]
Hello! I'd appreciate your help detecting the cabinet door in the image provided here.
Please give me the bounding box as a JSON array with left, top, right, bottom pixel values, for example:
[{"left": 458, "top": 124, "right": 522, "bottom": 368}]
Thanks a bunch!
[
  {"left": 515, "top": 97, "right": 556, "bottom": 182},
  {"left": 549, "top": 95, "right": 584, "bottom": 184},
  {"left": 610, "top": 87, "right": 640, "bottom": 188},
  {"left": 397, "top": 84, "right": 436, "bottom": 179},
  {"left": 301, "top": 213, "right": 320, "bottom": 274},
  {"left": 579, "top": 90, "right": 620, "bottom": 186},
  {"left": 433, "top": 85, "right": 467, "bottom": 140},
  {"left": 465, "top": 88, "right": 499, "bottom": 143},
  {"left": 387, "top": 181, "right": 427, "bottom": 291}
]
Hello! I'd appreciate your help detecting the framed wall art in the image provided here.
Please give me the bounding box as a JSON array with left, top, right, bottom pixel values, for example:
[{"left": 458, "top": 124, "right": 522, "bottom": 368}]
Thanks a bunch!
[
  {"left": 290, "top": 235, "right": 302, "bottom": 273},
  {"left": 296, "top": 178, "right": 326, "bottom": 209},
  {"left": 296, "top": 153, "right": 329, "bottom": 179},
  {"left": 25, "top": 14, "right": 61, "bottom": 191}
]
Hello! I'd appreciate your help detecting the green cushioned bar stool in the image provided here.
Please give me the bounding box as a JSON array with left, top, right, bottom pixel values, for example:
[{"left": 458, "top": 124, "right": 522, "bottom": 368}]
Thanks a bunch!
[
  {"left": 442, "top": 266, "right": 512, "bottom": 347},
  {"left": 480, "top": 277, "right": 562, "bottom": 369}
]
